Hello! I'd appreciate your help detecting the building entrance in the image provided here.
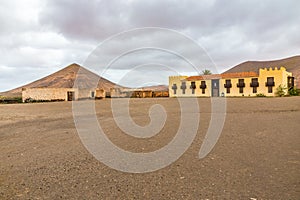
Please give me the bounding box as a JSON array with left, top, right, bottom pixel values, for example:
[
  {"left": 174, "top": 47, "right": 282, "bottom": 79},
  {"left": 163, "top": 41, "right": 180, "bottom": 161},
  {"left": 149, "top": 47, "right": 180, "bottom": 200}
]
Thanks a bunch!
[{"left": 211, "top": 79, "right": 219, "bottom": 97}]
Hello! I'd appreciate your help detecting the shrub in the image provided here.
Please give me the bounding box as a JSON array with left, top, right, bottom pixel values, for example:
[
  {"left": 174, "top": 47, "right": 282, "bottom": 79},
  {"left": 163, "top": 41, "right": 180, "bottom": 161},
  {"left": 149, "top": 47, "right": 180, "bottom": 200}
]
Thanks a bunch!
[
  {"left": 0, "top": 96, "right": 22, "bottom": 104},
  {"left": 256, "top": 93, "right": 266, "bottom": 97},
  {"left": 275, "top": 84, "right": 287, "bottom": 97},
  {"left": 288, "top": 87, "right": 299, "bottom": 96},
  {"left": 24, "top": 98, "right": 64, "bottom": 103}
]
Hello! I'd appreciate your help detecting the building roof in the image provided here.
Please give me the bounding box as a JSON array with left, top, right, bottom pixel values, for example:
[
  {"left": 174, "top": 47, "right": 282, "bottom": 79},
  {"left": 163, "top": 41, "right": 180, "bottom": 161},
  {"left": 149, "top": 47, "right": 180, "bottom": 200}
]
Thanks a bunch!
[
  {"left": 185, "top": 71, "right": 258, "bottom": 81},
  {"left": 221, "top": 71, "right": 258, "bottom": 78},
  {"left": 185, "top": 74, "right": 222, "bottom": 81}
]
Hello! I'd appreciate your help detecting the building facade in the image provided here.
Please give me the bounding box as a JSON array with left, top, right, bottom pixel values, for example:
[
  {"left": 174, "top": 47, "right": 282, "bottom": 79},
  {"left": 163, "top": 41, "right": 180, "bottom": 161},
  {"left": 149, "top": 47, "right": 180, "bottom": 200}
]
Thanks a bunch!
[
  {"left": 110, "top": 88, "right": 167, "bottom": 98},
  {"left": 22, "top": 88, "right": 105, "bottom": 102},
  {"left": 22, "top": 87, "right": 169, "bottom": 102},
  {"left": 169, "top": 67, "right": 294, "bottom": 97}
]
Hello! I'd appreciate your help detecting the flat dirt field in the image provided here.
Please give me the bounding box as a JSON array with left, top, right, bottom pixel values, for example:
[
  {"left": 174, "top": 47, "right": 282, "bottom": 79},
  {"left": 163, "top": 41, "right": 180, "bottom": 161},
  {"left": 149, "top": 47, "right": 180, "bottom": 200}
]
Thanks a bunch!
[{"left": 0, "top": 97, "right": 299, "bottom": 199}]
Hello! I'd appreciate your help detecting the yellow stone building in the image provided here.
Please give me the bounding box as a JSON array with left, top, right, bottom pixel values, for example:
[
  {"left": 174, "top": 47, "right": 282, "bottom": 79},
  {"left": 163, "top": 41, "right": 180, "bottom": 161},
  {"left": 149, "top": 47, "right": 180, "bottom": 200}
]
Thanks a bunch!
[{"left": 169, "top": 67, "right": 295, "bottom": 97}]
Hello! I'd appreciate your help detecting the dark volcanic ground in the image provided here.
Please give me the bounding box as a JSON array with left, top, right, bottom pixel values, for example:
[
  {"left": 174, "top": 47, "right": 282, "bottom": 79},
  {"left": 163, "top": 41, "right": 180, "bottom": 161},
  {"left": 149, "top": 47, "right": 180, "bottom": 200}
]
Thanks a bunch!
[{"left": 0, "top": 97, "right": 299, "bottom": 199}]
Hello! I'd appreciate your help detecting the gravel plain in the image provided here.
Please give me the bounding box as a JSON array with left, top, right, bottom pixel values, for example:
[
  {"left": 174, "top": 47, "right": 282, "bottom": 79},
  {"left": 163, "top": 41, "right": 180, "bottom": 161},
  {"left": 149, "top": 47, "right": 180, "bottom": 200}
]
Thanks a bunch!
[{"left": 0, "top": 97, "right": 299, "bottom": 199}]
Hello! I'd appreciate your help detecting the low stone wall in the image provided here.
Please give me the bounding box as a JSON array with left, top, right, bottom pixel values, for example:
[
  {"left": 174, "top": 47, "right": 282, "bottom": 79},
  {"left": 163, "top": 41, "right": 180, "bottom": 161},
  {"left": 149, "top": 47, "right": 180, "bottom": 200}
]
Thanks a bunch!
[
  {"left": 22, "top": 88, "right": 107, "bottom": 102},
  {"left": 22, "top": 88, "right": 78, "bottom": 102}
]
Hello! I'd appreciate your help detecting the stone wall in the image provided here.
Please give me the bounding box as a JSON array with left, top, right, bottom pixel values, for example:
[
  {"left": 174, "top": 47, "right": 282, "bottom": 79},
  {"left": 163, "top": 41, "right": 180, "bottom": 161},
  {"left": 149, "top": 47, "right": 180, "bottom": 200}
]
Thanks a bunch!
[
  {"left": 22, "top": 88, "right": 78, "bottom": 102},
  {"left": 22, "top": 87, "right": 108, "bottom": 102}
]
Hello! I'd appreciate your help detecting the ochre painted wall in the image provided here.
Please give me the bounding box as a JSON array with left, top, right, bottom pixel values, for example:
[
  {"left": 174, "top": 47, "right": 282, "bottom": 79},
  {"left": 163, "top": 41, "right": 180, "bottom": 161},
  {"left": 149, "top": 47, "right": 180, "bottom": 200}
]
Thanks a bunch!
[
  {"left": 169, "top": 76, "right": 212, "bottom": 97},
  {"left": 169, "top": 76, "right": 188, "bottom": 97},
  {"left": 220, "top": 77, "right": 255, "bottom": 97},
  {"left": 169, "top": 67, "right": 292, "bottom": 97},
  {"left": 258, "top": 67, "right": 292, "bottom": 96}
]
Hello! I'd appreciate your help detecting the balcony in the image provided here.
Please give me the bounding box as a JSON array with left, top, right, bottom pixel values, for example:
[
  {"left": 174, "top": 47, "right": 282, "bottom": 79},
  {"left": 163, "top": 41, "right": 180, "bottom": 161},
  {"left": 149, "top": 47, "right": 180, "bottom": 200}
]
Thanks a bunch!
[
  {"left": 224, "top": 83, "right": 232, "bottom": 88},
  {"left": 200, "top": 84, "right": 206, "bottom": 89},
  {"left": 236, "top": 82, "right": 245, "bottom": 87},
  {"left": 250, "top": 82, "right": 259, "bottom": 87},
  {"left": 190, "top": 85, "right": 196, "bottom": 89},
  {"left": 265, "top": 82, "right": 275, "bottom": 87}
]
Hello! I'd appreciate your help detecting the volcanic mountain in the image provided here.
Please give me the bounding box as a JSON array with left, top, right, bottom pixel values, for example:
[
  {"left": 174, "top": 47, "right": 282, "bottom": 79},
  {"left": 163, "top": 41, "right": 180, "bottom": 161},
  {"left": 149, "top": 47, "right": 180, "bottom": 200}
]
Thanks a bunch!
[
  {"left": 0, "top": 63, "right": 121, "bottom": 97},
  {"left": 224, "top": 55, "right": 300, "bottom": 86}
]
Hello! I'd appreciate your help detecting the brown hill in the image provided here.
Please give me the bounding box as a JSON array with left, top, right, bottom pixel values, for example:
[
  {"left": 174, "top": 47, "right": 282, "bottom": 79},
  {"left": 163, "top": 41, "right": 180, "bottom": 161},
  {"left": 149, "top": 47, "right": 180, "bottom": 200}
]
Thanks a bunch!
[
  {"left": 139, "top": 85, "right": 168, "bottom": 91},
  {"left": 224, "top": 55, "right": 300, "bottom": 87},
  {"left": 0, "top": 63, "right": 120, "bottom": 97}
]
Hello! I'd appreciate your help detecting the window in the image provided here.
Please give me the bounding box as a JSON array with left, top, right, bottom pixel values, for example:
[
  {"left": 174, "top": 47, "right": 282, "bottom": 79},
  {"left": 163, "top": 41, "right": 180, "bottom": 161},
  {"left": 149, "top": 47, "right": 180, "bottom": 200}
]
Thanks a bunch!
[
  {"left": 226, "top": 88, "right": 229, "bottom": 94},
  {"left": 91, "top": 91, "right": 95, "bottom": 98},
  {"left": 288, "top": 77, "right": 294, "bottom": 89},
  {"left": 180, "top": 82, "right": 186, "bottom": 94},
  {"left": 237, "top": 79, "right": 245, "bottom": 93},
  {"left": 190, "top": 82, "right": 196, "bottom": 94},
  {"left": 67, "top": 91, "right": 75, "bottom": 101},
  {"left": 250, "top": 78, "right": 259, "bottom": 93},
  {"left": 172, "top": 84, "right": 177, "bottom": 94},
  {"left": 224, "top": 79, "right": 232, "bottom": 94},
  {"left": 268, "top": 86, "right": 272, "bottom": 93},
  {"left": 253, "top": 87, "right": 257, "bottom": 93},
  {"left": 265, "top": 77, "right": 275, "bottom": 93},
  {"left": 200, "top": 81, "right": 206, "bottom": 94},
  {"left": 265, "top": 77, "right": 275, "bottom": 86},
  {"left": 239, "top": 87, "right": 243, "bottom": 93}
]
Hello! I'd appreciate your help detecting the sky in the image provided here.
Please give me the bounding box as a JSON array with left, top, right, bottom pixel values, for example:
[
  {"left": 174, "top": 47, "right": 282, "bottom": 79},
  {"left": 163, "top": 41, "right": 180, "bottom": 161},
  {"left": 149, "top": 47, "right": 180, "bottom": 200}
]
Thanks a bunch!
[{"left": 0, "top": 0, "right": 300, "bottom": 91}]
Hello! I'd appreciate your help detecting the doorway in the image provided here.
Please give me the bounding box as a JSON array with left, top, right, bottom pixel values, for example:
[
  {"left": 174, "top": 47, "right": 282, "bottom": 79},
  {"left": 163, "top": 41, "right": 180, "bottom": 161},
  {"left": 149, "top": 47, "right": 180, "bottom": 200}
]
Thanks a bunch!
[
  {"left": 211, "top": 79, "right": 219, "bottom": 97},
  {"left": 67, "top": 91, "right": 75, "bottom": 101}
]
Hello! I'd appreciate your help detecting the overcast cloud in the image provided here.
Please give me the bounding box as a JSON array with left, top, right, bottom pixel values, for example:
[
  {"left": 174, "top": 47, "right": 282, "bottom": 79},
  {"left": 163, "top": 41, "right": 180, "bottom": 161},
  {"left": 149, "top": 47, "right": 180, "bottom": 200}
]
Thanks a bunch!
[{"left": 0, "top": 0, "right": 300, "bottom": 91}]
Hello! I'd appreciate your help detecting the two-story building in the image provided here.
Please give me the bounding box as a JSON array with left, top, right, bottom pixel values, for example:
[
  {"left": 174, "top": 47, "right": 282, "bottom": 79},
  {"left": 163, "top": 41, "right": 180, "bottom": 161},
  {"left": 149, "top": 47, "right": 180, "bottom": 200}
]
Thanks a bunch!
[{"left": 169, "top": 67, "right": 294, "bottom": 97}]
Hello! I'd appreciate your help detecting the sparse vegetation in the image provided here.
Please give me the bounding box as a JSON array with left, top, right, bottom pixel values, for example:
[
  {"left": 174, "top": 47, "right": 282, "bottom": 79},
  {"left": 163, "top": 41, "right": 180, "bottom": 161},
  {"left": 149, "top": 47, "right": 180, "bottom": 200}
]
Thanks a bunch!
[
  {"left": 256, "top": 93, "right": 266, "bottom": 97},
  {"left": 0, "top": 96, "right": 22, "bottom": 104},
  {"left": 288, "top": 87, "right": 299, "bottom": 96},
  {"left": 275, "top": 84, "right": 287, "bottom": 97},
  {"left": 201, "top": 69, "right": 212, "bottom": 75},
  {"left": 24, "top": 98, "right": 65, "bottom": 103}
]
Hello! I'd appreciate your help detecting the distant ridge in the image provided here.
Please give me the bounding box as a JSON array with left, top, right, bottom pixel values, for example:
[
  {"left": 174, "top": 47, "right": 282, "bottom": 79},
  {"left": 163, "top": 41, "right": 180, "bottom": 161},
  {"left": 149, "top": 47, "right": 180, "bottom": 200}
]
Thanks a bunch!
[
  {"left": 0, "top": 63, "right": 120, "bottom": 97},
  {"left": 224, "top": 55, "right": 300, "bottom": 87},
  {"left": 138, "top": 85, "right": 168, "bottom": 92}
]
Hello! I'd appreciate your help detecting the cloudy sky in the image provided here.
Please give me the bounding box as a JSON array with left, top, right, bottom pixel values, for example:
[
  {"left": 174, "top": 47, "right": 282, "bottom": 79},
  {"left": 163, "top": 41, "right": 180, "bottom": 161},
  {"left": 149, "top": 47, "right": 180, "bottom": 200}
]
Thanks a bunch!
[{"left": 0, "top": 0, "right": 300, "bottom": 91}]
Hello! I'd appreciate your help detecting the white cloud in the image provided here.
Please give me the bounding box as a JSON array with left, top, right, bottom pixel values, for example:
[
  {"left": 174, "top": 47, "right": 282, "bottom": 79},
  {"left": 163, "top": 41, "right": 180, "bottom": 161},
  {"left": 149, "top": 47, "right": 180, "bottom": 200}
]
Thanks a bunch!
[{"left": 0, "top": 0, "right": 300, "bottom": 92}]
